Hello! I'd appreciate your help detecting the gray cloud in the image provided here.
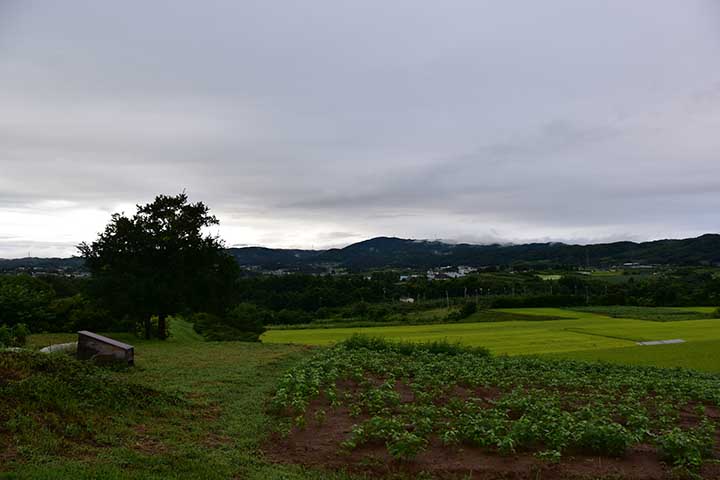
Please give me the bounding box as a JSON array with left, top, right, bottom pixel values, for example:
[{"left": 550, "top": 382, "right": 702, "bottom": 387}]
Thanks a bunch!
[{"left": 1, "top": 0, "right": 719, "bottom": 257}]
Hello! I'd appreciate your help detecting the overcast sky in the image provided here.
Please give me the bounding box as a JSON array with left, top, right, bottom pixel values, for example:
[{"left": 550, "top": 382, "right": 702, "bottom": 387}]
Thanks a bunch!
[{"left": 1, "top": 1, "right": 719, "bottom": 258}]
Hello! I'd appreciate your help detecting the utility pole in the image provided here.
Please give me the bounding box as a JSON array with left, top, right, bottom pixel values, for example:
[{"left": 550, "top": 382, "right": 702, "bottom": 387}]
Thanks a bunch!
[{"left": 446, "top": 290, "right": 450, "bottom": 309}]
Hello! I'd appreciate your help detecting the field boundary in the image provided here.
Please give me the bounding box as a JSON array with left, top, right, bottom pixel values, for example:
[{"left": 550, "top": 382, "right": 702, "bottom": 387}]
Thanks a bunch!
[{"left": 563, "top": 327, "right": 641, "bottom": 343}]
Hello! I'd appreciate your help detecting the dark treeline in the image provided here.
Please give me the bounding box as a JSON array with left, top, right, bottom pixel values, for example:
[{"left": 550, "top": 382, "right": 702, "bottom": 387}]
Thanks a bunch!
[
  {"left": 0, "top": 274, "right": 109, "bottom": 334},
  {"left": 2, "top": 265, "right": 719, "bottom": 332},
  {"left": 234, "top": 268, "right": 720, "bottom": 324}
]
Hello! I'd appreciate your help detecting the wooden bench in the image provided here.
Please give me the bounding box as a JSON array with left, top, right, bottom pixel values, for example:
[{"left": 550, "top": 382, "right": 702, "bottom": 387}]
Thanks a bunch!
[{"left": 77, "top": 331, "right": 134, "bottom": 365}]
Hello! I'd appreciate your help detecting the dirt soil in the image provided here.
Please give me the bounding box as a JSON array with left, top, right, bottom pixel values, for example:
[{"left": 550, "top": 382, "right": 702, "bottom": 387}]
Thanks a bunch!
[{"left": 263, "top": 382, "right": 720, "bottom": 480}]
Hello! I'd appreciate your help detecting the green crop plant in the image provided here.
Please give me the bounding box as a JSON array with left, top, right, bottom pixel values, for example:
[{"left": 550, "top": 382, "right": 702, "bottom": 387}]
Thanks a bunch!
[{"left": 271, "top": 336, "right": 720, "bottom": 470}]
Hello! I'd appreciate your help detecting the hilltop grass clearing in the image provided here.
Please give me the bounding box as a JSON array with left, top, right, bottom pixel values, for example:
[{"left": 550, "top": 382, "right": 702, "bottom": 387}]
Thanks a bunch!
[
  {"left": 263, "top": 307, "right": 720, "bottom": 371},
  {"left": 1, "top": 320, "right": 352, "bottom": 480}
]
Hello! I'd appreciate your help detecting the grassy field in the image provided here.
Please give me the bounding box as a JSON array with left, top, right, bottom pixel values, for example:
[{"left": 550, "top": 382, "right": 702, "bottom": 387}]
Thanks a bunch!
[
  {"left": 264, "top": 317, "right": 633, "bottom": 354},
  {"left": 550, "top": 339, "right": 720, "bottom": 372},
  {"left": 2, "top": 320, "right": 352, "bottom": 480},
  {"left": 263, "top": 307, "right": 720, "bottom": 370},
  {"left": 570, "top": 305, "right": 718, "bottom": 321}
]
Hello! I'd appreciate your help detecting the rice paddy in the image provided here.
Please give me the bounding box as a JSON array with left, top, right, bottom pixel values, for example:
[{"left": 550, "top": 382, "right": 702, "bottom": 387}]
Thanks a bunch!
[{"left": 263, "top": 306, "right": 720, "bottom": 371}]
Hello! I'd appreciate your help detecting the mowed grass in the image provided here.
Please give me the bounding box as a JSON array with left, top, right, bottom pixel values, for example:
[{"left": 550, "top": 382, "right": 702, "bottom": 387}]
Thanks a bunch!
[
  {"left": 4, "top": 320, "right": 353, "bottom": 480},
  {"left": 263, "top": 308, "right": 634, "bottom": 355},
  {"left": 551, "top": 339, "right": 720, "bottom": 373},
  {"left": 263, "top": 307, "right": 720, "bottom": 366}
]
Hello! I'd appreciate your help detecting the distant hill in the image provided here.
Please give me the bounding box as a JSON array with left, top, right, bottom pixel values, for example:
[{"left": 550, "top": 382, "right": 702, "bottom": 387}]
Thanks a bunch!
[
  {"left": 226, "top": 247, "right": 324, "bottom": 269},
  {"left": 3, "top": 234, "right": 720, "bottom": 273},
  {"left": 227, "top": 233, "right": 720, "bottom": 270},
  {"left": 0, "top": 256, "right": 86, "bottom": 273}
]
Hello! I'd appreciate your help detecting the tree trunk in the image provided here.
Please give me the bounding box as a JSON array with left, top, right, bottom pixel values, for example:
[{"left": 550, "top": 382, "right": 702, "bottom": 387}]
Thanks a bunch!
[
  {"left": 144, "top": 317, "right": 152, "bottom": 340},
  {"left": 158, "top": 313, "right": 168, "bottom": 340}
]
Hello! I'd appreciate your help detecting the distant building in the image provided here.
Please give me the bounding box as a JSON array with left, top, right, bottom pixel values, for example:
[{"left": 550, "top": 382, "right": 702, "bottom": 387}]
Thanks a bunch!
[{"left": 399, "top": 297, "right": 415, "bottom": 303}]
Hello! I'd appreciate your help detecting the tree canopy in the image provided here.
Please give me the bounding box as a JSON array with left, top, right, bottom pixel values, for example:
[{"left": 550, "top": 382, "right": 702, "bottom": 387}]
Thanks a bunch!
[{"left": 78, "top": 193, "right": 239, "bottom": 338}]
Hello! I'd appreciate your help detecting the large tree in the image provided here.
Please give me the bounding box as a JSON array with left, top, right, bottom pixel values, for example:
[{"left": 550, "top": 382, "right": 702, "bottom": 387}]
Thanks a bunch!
[{"left": 78, "top": 193, "right": 239, "bottom": 339}]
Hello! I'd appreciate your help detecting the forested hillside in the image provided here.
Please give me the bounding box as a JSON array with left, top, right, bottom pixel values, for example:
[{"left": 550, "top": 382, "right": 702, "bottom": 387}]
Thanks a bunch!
[
  {"left": 228, "top": 234, "right": 720, "bottom": 269},
  {"left": 3, "top": 234, "right": 720, "bottom": 272}
]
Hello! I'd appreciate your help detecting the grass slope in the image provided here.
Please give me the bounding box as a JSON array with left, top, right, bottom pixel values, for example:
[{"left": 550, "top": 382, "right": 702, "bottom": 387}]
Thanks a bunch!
[{"left": 2, "top": 320, "right": 353, "bottom": 480}]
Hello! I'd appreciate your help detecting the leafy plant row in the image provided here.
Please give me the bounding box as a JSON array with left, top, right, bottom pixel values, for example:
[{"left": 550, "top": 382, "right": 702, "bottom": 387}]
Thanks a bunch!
[{"left": 271, "top": 336, "right": 720, "bottom": 473}]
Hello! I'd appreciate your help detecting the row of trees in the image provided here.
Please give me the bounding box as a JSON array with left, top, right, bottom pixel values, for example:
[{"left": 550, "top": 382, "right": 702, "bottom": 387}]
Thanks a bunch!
[
  {"left": 233, "top": 271, "right": 720, "bottom": 320},
  {"left": 0, "top": 275, "right": 110, "bottom": 333}
]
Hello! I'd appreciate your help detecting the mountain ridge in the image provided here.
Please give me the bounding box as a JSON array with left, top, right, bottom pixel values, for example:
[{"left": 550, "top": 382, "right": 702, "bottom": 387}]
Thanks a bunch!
[{"left": 2, "top": 234, "right": 719, "bottom": 272}]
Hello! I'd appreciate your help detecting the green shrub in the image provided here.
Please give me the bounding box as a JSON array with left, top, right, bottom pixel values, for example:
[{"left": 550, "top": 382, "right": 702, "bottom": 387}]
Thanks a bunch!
[
  {"left": 11, "top": 323, "right": 30, "bottom": 347},
  {"left": 341, "top": 334, "right": 490, "bottom": 357},
  {"left": 191, "top": 312, "right": 222, "bottom": 334},
  {"left": 0, "top": 324, "right": 11, "bottom": 348},
  {"left": 0, "top": 323, "right": 30, "bottom": 348},
  {"left": 191, "top": 303, "right": 268, "bottom": 342},
  {"left": 0, "top": 275, "right": 54, "bottom": 331},
  {"left": 201, "top": 324, "right": 263, "bottom": 342},
  {"left": 50, "top": 294, "right": 113, "bottom": 332},
  {"left": 446, "top": 301, "right": 478, "bottom": 321}
]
